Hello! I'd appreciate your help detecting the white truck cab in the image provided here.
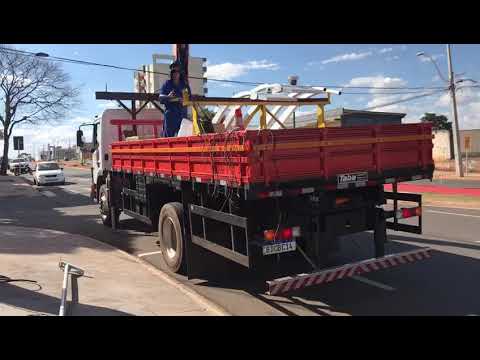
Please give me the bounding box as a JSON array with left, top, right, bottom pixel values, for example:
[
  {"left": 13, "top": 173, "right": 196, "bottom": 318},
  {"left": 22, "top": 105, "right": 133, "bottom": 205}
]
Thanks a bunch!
[{"left": 82, "top": 108, "right": 164, "bottom": 201}]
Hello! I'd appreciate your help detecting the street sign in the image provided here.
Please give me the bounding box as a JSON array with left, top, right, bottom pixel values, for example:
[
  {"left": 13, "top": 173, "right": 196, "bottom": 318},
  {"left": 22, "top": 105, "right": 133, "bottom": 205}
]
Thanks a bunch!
[
  {"left": 13, "top": 136, "right": 24, "bottom": 151},
  {"left": 464, "top": 136, "right": 471, "bottom": 151}
]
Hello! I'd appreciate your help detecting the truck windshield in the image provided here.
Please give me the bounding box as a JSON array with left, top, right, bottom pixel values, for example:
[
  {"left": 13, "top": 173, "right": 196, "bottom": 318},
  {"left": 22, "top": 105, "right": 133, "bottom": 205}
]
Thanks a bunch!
[{"left": 38, "top": 163, "right": 60, "bottom": 171}]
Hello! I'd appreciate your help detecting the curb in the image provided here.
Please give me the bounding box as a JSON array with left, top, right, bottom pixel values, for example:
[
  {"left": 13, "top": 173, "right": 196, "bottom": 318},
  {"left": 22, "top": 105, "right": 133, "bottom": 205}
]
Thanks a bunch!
[
  {"left": 63, "top": 228, "right": 231, "bottom": 316},
  {"left": 84, "top": 242, "right": 230, "bottom": 316},
  {"left": 0, "top": 223, "right": 230, "bottom": 316},
  {"left": 119, "top": 252, "right": 231, "bottom": 316}
]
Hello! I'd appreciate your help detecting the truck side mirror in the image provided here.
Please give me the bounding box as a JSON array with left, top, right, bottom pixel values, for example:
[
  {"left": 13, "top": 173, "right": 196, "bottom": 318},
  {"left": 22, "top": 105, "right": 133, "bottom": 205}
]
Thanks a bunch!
[{"left": 76, "top": 130, "right": 84, "bottom": 147}]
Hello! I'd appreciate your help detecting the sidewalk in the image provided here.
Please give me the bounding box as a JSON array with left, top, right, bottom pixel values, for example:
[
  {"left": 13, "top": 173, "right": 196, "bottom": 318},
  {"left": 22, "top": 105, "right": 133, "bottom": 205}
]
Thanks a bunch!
[
  {"left": 0, "top": 174, "right": 226, "bottom": 316},
  {"left": 0, "top": 225, "right": 226, "bottom": 316},
  {"left": 0, "top": 174, "right": 39, "bottom": 198}
]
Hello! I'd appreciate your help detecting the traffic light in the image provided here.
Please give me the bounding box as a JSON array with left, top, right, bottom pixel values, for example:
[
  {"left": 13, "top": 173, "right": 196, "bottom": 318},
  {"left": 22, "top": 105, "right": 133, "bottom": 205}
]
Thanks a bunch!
[{"left": 76, "top": 129, "right": 84, "bottom": 147}]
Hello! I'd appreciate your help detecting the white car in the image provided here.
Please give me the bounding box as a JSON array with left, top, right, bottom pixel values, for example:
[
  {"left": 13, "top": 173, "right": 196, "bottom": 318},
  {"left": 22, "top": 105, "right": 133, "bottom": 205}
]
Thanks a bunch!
[
  {"left": 9, "top": 158, "right": 30, "bottom": 172},
  {"left": 33, "top": 161, "right": 65, "bottom": 186}
]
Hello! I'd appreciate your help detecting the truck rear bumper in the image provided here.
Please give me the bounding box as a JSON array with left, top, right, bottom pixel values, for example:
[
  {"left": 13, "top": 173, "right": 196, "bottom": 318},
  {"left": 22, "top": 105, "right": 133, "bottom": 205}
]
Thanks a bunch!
[{"left": 266, "top": 247, "right": 431, "bottom": 296}]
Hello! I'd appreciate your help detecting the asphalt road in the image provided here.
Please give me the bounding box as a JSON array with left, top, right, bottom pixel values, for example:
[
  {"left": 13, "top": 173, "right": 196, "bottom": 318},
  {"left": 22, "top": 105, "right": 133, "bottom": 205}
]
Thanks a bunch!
[{"left": 3, "top": 167, "right": 480, "bottom": 316}]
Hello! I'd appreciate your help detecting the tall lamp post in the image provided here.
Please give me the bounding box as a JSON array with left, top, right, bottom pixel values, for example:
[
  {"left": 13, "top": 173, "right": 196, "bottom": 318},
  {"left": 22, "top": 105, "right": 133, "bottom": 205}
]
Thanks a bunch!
[{"left": 417, "top": 46, "right": 464, "bottom": 177}]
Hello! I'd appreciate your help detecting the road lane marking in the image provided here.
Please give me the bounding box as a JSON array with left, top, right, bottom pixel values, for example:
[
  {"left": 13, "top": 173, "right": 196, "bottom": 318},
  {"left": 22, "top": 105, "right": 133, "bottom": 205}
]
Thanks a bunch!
[
  {"left": 351, "top": 275, "right": 396, "bottom": 291},
  {"left": 41, "top": 191, "right": 56, "bottom": 198},
  {"left": 427, "top": 210, "right": 480, "bottom": 218},
  {"left": 138, "top": 250, "right": 163, "bottom": 258},
  {"left": 65, "top": 188, "right": 90, "bottom": 195}
]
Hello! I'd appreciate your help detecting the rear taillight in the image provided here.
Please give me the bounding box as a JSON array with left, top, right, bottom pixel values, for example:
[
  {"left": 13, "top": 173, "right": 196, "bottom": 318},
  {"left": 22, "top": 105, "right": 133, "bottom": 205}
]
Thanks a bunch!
[
  {"left": 281, "top": 228, "right": 293, "bottom": 240},
  {"left": 335, "top": 197, "right": 350, "bottom": 206},
  {"left": 264, "top": 230, "right": 276, "bottom": 241},
  {"left": 397, "top": 206, "right": 422, "bottom": 219},
  {"left": 263, "top": 226, "right": 301, "bottom": 241}
]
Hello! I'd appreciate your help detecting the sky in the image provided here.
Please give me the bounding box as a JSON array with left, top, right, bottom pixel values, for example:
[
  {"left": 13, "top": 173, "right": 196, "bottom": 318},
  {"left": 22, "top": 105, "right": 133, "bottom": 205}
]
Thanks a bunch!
[{"left": 2, "top": 43, "right": 480, "bottom": 158}]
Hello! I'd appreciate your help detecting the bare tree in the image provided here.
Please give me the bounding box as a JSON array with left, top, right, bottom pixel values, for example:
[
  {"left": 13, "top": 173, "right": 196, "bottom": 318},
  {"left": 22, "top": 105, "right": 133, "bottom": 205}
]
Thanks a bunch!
[{"left": 0, "top": 46, "right": 80, "bottom": 175}]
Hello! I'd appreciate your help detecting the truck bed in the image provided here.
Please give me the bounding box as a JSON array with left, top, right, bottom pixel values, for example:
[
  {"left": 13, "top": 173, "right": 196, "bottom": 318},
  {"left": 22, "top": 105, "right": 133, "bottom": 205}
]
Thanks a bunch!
[{"left": 110, "top": 123, "right": 434, "bottom": 187}]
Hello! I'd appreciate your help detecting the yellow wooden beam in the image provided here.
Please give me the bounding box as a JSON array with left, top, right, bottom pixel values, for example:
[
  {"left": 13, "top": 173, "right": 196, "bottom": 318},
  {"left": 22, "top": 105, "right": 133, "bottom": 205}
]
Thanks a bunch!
[
  {"left": 192, "top": 105, "right": 200, "bottom": 135},
  {"left": 265, "top": 107, "right": 287, "bottom": 129},
  {"left": 259, "top": 105, "right": 267, "bottom": 130},
  {"left": 242, "top": 105, "right": 261, "bottom": 128},
  {"left": 317, "top": 105, "right": 325, "bottom": 128}
]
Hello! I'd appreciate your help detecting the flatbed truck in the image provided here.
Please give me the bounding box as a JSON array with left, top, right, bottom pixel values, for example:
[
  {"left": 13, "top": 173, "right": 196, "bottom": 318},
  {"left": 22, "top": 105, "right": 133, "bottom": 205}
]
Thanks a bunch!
[{"left": 77, "top": 91, "right": 434, "bottom": 295}]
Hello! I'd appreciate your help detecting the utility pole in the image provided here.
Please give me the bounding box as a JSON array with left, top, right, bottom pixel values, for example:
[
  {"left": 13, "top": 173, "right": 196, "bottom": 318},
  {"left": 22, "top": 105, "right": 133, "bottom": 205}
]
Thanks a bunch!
[{"left": 447, "top": 44, "right": 464, "bottom": 177}]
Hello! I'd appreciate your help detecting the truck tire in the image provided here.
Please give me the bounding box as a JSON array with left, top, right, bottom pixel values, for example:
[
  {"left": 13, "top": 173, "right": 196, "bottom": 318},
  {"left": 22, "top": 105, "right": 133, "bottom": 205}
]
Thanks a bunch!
[
  {"left": 99, "top": 184, "right": 119, "bottom": 227},
  {"left": 158, "top": 202, "right": 185, "bottom": 273}
]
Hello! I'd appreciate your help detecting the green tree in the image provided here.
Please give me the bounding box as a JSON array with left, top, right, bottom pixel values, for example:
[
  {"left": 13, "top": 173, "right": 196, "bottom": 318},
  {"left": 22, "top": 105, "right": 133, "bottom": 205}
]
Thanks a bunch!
[
  {"left": 198, "top": 107, "right": 216, "bottom": 122},
  {"left": 420, "top": 113, "right": 452, "bottom": 130}
]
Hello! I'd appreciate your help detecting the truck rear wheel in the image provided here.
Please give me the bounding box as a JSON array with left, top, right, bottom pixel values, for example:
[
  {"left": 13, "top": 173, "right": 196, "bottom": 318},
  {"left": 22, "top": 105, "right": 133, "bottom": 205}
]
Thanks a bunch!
[
  {"left": 158, "top": 202, "right": 185, "bottom": 273},
  {"left": 99, "top": 184, "right": 119, "bottom": 227}
]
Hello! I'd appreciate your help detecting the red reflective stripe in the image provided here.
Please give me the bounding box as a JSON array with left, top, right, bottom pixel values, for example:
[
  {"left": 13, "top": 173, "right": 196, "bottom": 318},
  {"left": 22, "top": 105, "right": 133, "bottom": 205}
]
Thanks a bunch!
[
  {"left": 294, "top": 278, "right": 307, "bottom": 290},
  {"left": 315, "top": 273, "right": 327, "bottom": 284},
  {"left": 306, "top": 276, "right": 317, "bottom": 287},
  {"left": 348, "top": 266, "right": 358, "bottom": 277},
  {"left": 267, "top": 248, "right": 431, "bottom": 295}
]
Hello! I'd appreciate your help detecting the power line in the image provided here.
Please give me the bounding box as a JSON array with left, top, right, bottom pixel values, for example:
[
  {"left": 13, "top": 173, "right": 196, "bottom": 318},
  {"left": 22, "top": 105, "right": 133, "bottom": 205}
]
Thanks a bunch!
[
  {"left": 342, "top": 88, "right": 448, "bottom": 95},
  {"left": 361, "top": 89, "right": 447, "bottom": 111},
  {"left": 0, "top": 46, "right": 450, "bottom": 91},
  {"left": 0, "top": 47, "right": 261, "bottom": 86}
]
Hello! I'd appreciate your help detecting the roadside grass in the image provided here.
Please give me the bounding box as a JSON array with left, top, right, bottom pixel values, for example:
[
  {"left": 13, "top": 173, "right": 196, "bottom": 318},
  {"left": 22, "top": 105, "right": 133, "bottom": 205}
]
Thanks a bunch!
[{"left": 421, "top": 192, "right": 480, "bottom": 209}]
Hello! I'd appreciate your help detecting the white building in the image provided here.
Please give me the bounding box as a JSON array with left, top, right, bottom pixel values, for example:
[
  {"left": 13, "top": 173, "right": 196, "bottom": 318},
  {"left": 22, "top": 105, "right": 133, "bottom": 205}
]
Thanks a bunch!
[{"left": 134, "top": 54, "right": 207, "bottom": 108}]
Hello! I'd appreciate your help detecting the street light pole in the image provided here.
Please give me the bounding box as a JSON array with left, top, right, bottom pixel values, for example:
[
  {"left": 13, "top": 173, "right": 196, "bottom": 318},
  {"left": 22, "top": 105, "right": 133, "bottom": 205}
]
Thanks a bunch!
[{"left": 446, "top": 44, "right": 464, "bottom": 177}]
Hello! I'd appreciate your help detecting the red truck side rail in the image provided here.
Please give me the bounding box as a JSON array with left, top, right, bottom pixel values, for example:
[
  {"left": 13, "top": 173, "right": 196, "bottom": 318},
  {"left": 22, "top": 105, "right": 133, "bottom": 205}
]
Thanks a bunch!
[
  {"left": 110, "top": 119, "right": 163, "bottom": 141},
  {"left": 110, "top": 123, "right": 434, "bottom": 187}
]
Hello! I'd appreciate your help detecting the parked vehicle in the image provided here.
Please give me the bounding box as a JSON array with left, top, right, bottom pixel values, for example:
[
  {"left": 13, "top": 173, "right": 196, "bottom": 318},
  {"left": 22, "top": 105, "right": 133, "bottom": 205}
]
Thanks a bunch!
[
  {"left": 9, "top": 158, "right": 30, "bottom": 173},
  {"left": 33, "top": 161, "right": 65, "bottom": 185}
]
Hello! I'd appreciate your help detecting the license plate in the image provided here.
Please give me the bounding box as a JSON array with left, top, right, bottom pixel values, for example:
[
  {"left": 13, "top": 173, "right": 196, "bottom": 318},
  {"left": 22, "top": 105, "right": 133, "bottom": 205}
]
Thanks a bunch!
[{"left": 263, "top": 241, "right": 296, "bottom": 256}]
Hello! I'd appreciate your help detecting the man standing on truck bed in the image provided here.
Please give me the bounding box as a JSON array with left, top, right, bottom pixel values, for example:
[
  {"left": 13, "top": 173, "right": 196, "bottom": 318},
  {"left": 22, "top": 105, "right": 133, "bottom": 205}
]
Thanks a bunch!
[{"left": 160, "top": 61, "right": 191, "bottom": 137}]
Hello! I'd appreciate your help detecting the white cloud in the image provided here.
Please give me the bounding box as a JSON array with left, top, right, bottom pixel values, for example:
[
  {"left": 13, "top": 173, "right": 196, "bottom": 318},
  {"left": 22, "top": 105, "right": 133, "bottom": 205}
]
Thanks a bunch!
[
  {"left": 344, "top": 74, "right": 480, "bottom": 129},
  {"left": 385, "top": 55, "right": 400, "bottom": 61},
  {"left": 346, "top": 75, "right": 407, "bottom": 94},
  {"left": 346, "top": 75, "right": 441, "bottom": 118},
  {"left": 431, "top": 87, "right": 480, "bottom": 129},
  {"left": 379, "top": 47, "right": 393, "bottom": 54},
  {"left": 321, "top": 51, "right": 373, "bottom": 65},
  {"left": 205, "top": 60, "right": 279, "bottom": 80},
  {"left": 304, "top": 61, "right": 325, "bottom": 71},
  {"left": 419, "top": 53, "right": 444, "bottom": 63},
  {"left": 97, "top": 101, "right": 118, "bottom": 110},
  {"left": 2, "top": 116, "right": 91, "bottom": 158}
]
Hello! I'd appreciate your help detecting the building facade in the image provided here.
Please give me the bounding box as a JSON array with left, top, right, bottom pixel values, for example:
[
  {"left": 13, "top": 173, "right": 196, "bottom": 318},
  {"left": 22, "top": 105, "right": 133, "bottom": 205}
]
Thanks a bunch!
[{"left": 134, "top": 54, "right": 207, "bottom": 109}]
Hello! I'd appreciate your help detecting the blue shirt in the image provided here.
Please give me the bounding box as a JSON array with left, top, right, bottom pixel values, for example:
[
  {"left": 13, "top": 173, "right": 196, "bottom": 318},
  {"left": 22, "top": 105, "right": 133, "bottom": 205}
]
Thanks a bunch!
[
  {"left": 160, "top": 79, "right": 190, "bottom": 137},
  {"left": 160, "top": 79, "right": 189, "bottom": 117}
]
